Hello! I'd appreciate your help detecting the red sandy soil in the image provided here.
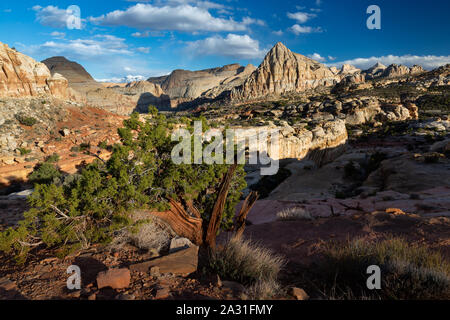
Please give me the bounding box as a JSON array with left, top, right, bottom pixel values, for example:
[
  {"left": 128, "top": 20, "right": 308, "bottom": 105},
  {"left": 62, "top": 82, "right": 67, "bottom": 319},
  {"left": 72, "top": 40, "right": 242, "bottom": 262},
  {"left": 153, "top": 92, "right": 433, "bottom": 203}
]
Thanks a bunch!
[{"left": 0, "top": 106, "right": 125, "bottom": 186}]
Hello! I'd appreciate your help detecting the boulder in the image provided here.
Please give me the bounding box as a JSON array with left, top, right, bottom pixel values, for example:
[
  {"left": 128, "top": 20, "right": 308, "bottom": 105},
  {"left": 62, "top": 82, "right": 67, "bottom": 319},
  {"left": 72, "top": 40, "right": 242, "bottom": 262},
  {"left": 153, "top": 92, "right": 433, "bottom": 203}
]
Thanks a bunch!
[
  {"left": 289, "top": 287, "right": 309, "bottom": 300},
  {"left": 169, "top": 237, "right": 193, "bottom": 253},
  {"left": 130, "top": 246, "right": 199, "bottom": 275},
  {"left": 96, "top": 268, "right": 131, "bottom": 289}
]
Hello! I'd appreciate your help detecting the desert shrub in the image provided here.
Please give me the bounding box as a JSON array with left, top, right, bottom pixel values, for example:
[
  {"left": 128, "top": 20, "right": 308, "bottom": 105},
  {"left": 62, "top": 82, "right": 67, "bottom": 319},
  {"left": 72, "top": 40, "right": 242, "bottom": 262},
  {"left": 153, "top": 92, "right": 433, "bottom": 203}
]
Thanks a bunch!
[
  {"left": 0, "top": 110, "right": 246, "bottom": 263},
  {"left": 18, "top": 148, "right": 31, "bottom": 156},
  {"left": 28, "top": 161, "right": 62, "bottom": 185},
  {"left": 276, "top": 207, "right": 313, "bottom": 221},
  {"left": 15, "top": 114, "right": 37, "bottom": 126},
  {"left": 314, "top": 238, "right": 450, "bottom": 300},
  {"left": 45, "top": 153, "right": 60, "bottom": 163},
  {"left": 208, "top": 238, "right": 285, "bottom": 286},
  {"left": 97, "top": 141, "right": 109, "bottom": 150}
]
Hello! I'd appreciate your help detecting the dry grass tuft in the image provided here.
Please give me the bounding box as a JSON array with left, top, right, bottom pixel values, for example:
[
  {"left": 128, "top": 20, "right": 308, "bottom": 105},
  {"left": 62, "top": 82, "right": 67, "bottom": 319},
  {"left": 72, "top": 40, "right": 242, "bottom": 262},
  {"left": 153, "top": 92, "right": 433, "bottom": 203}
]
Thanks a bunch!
[
  {"left": 276, "top": 207, "right": 313, "bottom": 221},
  {"left": 244, "top": 279, "right": 282, "bottom": 300},
  {"left": 209, "top": 237, "right": 285, "bottom": 286},
  {"left": 110, "top": 219, "right": 171, "bottom": 253}
]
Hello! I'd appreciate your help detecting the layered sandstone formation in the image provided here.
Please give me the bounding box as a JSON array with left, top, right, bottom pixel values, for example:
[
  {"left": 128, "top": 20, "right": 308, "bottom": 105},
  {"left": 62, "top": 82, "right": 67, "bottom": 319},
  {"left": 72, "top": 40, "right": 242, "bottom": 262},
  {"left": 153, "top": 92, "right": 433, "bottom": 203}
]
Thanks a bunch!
[
  {"left": 42, "top": 56, "right": 169, "bottom": 114},
  {"left": 148, "top": 63, "right": 255, "bottom": 106},
  {"left": 232, "top": 119, "right": 348, "bottom": 163},
  {"left": 339, "top": 64, "right": 361, "bottom": 76},
  {"left": 231, "top": 42, "right": 339, "bottom": 101},
  {"left": 362, "top": 62, "right": 425, "bottom": 80},
  {"left": 0, "top": 42, "right": 68, "bottom": 99}
]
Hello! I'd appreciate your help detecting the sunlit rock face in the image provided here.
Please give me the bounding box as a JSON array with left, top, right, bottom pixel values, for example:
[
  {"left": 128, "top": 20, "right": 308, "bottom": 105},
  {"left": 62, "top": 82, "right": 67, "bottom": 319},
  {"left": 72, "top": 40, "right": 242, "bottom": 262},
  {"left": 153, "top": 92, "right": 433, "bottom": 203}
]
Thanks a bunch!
[
  {"left": 231, "top": 42, "right": 340, "bottom": 101},
  {"left": 0, "top": 42, "right": 68, "bottom": 99}
]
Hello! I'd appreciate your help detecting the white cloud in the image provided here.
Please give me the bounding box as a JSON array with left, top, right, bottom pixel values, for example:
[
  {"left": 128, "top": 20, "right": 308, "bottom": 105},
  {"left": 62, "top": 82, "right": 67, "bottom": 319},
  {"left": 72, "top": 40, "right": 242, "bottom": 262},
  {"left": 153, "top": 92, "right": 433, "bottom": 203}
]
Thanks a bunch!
[
  {"left": 90, "top": 3, "right": 259, "bottom": 32},
  {"left": 33, "top": 5, "right": 83, "bottom": 29},
  {"left": 136, "top": 47, "right": 151, "bottom": 54},
  {"left": 287, "top": 12, "right": 316, "bottom": 24},
  {"left": 290, "top": 24, "right": 322, "bottom": 34},
  {"left": 186, "top": 34, "right": 266, "bottom": 59},
  {"left": 23, "top": 35, "right": 132, "bottom": 60},
  {"left": 272, "top": 30, "right": 284, "bottom": 36},
  {"left": 96, "top": 75, "right": 147, "bottom": 83},
  {"left": 50, "top": 31, "right": 66, "bottom": 39},
  {"left": 330, "top": 54, "right": 450, "bottom": 70},
  {"left": 308, "top": 53, "right": 326, "bottom": 62},
  {"left": 328, "top": 55, "right": 336, "bottom": 61}
]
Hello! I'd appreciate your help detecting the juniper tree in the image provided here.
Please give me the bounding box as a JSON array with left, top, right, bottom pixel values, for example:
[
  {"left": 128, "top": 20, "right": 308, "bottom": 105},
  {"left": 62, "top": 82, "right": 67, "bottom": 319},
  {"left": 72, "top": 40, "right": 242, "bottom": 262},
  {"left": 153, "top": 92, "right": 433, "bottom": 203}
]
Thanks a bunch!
[{"left": 0, "top": 110, "right": 246, "bottom": 263}]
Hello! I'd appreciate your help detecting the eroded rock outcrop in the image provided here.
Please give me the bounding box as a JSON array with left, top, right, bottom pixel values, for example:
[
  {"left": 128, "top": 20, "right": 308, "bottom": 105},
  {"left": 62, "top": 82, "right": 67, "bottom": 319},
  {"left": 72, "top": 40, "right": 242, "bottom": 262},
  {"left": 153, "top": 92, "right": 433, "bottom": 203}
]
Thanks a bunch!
[
  {"left": 231, "top": 42, "right": 339, "bottom": 101},
  {"left": 148, "top": 63, "right": 255, "bottom": 106},
  {"left": 0, "top": 42, "right": 68, "bottom": 99}
]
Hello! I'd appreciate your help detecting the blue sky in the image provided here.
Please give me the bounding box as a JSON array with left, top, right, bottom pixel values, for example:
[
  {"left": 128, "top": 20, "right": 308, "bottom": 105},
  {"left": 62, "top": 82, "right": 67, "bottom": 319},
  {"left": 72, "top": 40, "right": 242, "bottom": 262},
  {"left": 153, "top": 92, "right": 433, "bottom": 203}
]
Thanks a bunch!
[{"left": 0, "top": 0, "right": 449, "bottom": 82}]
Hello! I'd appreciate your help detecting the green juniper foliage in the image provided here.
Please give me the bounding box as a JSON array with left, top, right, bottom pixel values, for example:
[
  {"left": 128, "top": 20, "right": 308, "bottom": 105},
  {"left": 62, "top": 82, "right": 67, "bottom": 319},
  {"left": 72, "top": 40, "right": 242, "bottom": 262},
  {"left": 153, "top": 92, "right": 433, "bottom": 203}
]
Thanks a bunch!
[{"left": 0, "top": 109, "right": 246, "bottom": 263}]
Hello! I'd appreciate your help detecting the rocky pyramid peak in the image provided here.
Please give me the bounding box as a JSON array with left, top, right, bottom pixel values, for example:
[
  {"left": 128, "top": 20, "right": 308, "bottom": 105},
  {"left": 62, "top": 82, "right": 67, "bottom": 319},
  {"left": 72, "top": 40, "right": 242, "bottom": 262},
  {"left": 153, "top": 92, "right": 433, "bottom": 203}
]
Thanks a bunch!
[
  {"left": 42, "top": 56, "right": 95, "bottom": 84},
  {"left": 231, "top": 43, "right": 339, "bottom": 100},
  {"left": 340, "top": 64, "right": 361, "bottom": 74},
  {"left": 372, "top": 62, "right": 387, "bottom": 70}
]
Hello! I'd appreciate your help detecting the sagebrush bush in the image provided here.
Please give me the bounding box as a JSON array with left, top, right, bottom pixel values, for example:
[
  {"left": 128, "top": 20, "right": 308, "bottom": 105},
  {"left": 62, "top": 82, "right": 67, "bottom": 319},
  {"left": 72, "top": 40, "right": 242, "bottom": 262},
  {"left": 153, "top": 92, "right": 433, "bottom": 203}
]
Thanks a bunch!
[
  {"left": 208, "top": 238, "right": 285, "bottom": 286},
  {"left": 315, "top": 238, "right": 450, "bottom": 300},
  {"left": 276, "top": 207, "right": 313, "bottom": 221}
]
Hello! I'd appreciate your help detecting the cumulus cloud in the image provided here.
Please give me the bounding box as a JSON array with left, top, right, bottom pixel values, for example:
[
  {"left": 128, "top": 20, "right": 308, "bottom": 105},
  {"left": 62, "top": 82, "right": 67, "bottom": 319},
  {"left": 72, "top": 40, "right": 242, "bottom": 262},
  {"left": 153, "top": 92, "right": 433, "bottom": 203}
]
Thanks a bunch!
[
  {"left": 90, "top": 3, "right": 259, "bottom": 32},
  {"left": 287, "top": 11, "right": 316, "bottom": 24},
  {"left": 33, "top": 5, "right": 83, "bottom": 29},
  {"left": 272, "top": 30, "right": 284, "bottom": 36},
  {"left": 186, "top": 34, "right": 266, "bottom": 59},
  {"left": 330, "top": 54, "right": 450, "bottom": 70},
  {"left": 290, "top": 24, "right": 322, "bottom": 34},
  {"left": 96, "top": 75, "right": 147, "bottom": 83},
  {"left": 308, "top": 53, "right": 326, "bottom": 62},
  {"left": 23, "top": 35, "right": 132, "bottom": 60}
]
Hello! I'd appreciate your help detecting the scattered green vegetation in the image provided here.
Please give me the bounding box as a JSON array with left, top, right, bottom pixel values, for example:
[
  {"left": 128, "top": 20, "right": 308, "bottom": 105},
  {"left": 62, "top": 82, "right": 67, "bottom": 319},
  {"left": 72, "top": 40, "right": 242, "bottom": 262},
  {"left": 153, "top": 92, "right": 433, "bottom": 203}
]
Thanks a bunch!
[
  {"left": 97, "top": 141, "right": 109, "bottom": 150},
  {"left": 28, "top": 160, "right": 62, "bottom": 185},
  {"left": 45, "top": 153, "right": 60, "bottom": 163},
  {"left": 18, "top": 148, "right": 31, "bottom": 156},
  {"left": 15, "top": 114, "right": 37, "bottom": 127}
]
